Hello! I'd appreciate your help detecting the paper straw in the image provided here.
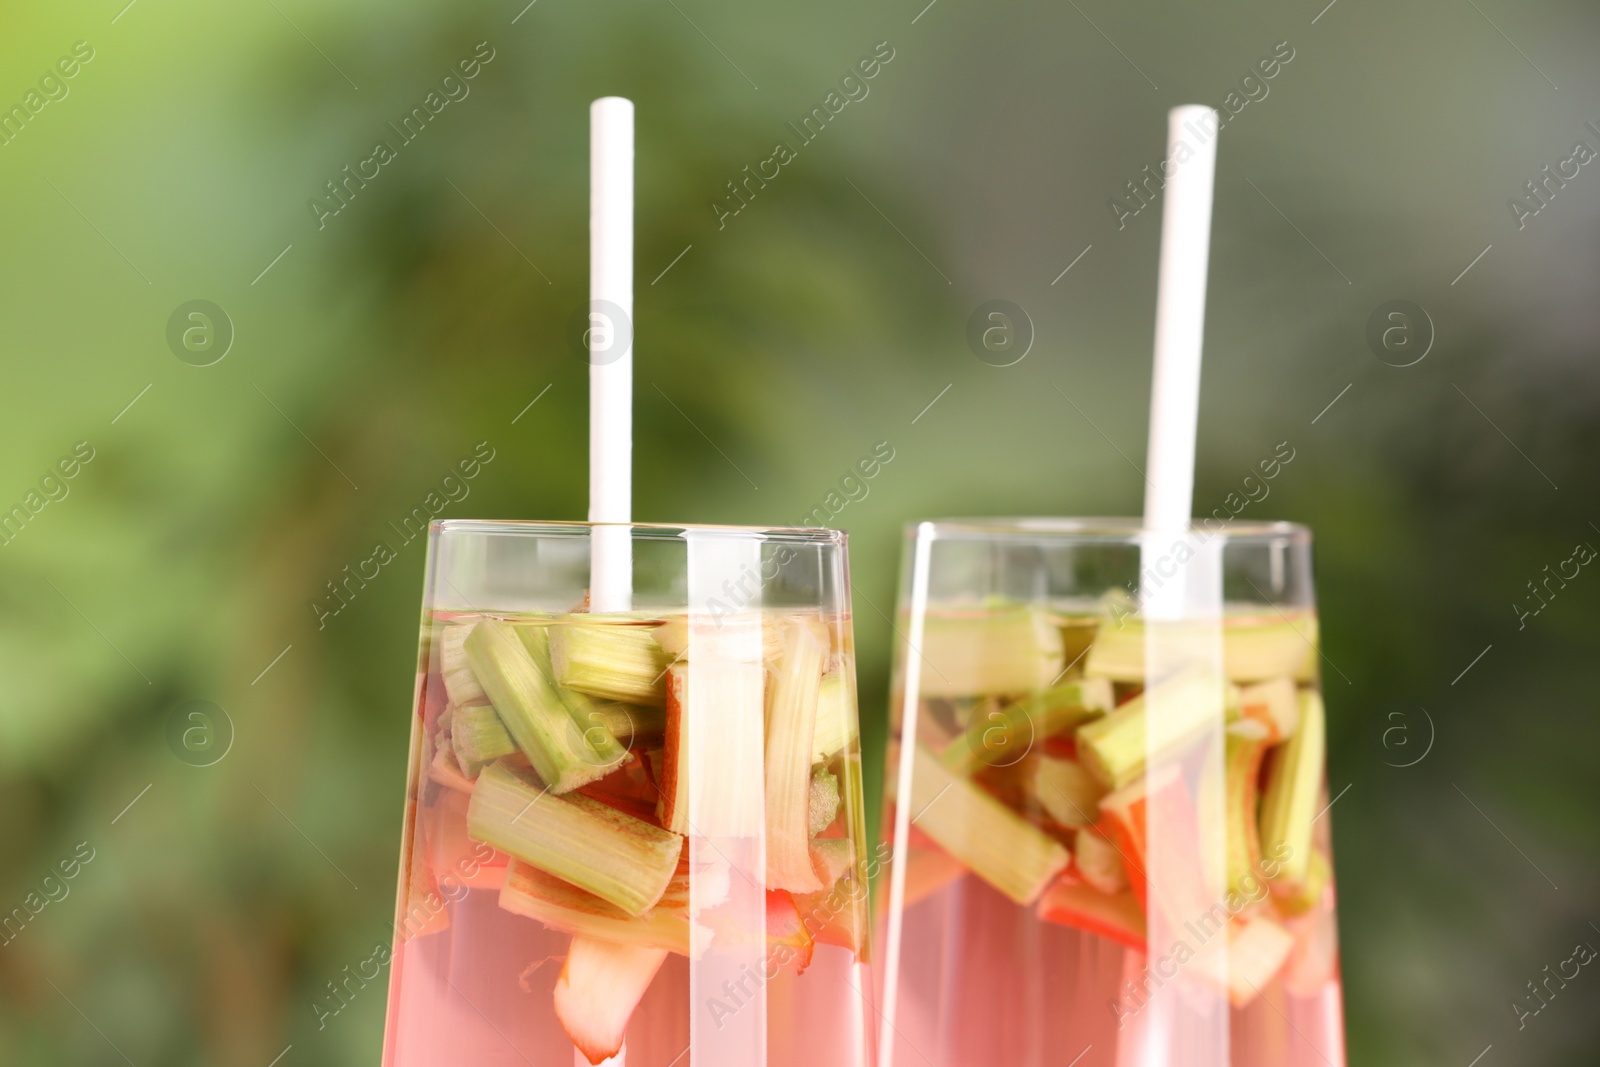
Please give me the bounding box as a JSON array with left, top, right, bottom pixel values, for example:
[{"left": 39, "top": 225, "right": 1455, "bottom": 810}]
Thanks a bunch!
[
  {"left": 1143, "top": 105, "right": 1218, "bottom": 536},
  {"left": 589, "top": 97, "right": 634, "bottom": 612},
  {"left": 1141, "top": 105, "right": 1218, "bottom": 620},
  {"left": 1131, "top": 106, "right": 1230, "bottom": 1067}
]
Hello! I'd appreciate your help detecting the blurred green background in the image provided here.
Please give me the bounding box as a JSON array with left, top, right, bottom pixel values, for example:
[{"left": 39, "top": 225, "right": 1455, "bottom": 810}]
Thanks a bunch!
[{"left": 2, "top": 0, "right": 1598, "bottom": 1062}]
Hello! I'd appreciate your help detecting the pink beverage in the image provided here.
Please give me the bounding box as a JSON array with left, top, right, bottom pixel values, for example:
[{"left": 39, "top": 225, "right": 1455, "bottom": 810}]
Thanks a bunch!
[
  {"left": 876, "top": 520, "right": 1345, "bottom": 1067},
  {"left": 383, "top": 521, "right": 875, "bottom": 1067}
]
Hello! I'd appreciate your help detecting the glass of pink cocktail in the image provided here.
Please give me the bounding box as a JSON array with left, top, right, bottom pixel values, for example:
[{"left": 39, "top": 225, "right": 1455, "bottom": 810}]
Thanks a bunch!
[
  {"left": 876, "top": 518, "right": 1344, "bottom": 1067},
  {"left": 382, "top": 520, "right": 875, "bottom": 1067}
]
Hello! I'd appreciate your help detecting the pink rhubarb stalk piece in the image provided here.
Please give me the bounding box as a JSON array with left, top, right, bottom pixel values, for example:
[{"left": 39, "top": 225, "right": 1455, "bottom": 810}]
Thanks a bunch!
[
  {"left": 554, "top": 936, "right": 669, "bottom": 1065},
  {"left": 1036, "top": 871, "right": 1147, "bottom": 951}
]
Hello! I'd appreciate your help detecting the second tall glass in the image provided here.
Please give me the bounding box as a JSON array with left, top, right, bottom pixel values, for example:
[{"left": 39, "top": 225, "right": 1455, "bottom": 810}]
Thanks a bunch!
[{"left": 875, "top": 519, "right": 1344, "bottom": 1067}]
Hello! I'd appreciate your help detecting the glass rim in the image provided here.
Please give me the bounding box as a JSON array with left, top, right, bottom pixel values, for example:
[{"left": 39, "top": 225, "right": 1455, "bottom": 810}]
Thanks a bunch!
[
  {"left": 907, "top": 516, "right": 1311, "bottom": 544},
  {"left": 432, "top": 518, "right": 847, "bottom": 546}
]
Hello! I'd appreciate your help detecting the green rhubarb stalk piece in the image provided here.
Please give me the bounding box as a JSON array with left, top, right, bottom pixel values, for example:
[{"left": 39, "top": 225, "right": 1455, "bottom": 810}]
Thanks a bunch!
[
  {"left": 811, "top": 671, "right": 858, "bottom": 762},
  {"left": 499, "top": 858, "right": 695, "bottom": 957},
  {"left": 809, "top": 837, "right": 855, "bottom": 886},
  {"left": 1233, "top": 677, "right": 1300, "bottom": 742},
  {"left": 1085, "top": 615, "right": 1319, "bottom": 684},
  {"left": 467, "top": 760, "right": 683, "bottom": 916},
  {"left": 451, "top": 703, "right": 517, "bottom": 778},
  {"left": 554, "top": 935, "right": 669, "bottom": 1066},
  {"left": 550, "top": 621, "right": 671, "bottom": 707},
  {"left": 1057, "top": 616, "right": 1100, "bottom": 679},
  {"left": 823, "top": 752, "right": 872, "bottom": 961},
  {"left": 943, "top": 679, "right": 1113, "bottom": 775},
  {"left": 1273, "top": 847, "right": 1331, "bottom": 917},
  {"left": 590, "top": 701, "right": 667, "bottom": 748},
  {"left": 1258, "top": 689, "right": 1326, "bottom": 892},
  {"left": 464, "top": 620, "right": 625, "bottom": 793},
  {"left": 428, "top": 713, "right": 470, "bottom": 796},
  {"left": 1076, "top": 670, "right": 1229, "bottom": 789},
  {"left": 1026, "top": 754, "right": 1107, "bottom": 828},
  {"left": 795, "top": 838, "right": 867, "bottom": 955},
  {"left": 809, "top": 765, "right": 841, "bottom": 836},
  {"left": 765, "top": 623, "right": 826, "bottom": 893},
  {"left": 1224, "top": 731, "right": 1270, "bottom": 901},
  {"left": 910, "top": 744, "right": 1069, "bottom": 905},
  {"left": 919, "top": 604, "right": 1065, "bottom": 699},
  {"left": 438, "top": 622, "right": 488, "bottom": 705}
]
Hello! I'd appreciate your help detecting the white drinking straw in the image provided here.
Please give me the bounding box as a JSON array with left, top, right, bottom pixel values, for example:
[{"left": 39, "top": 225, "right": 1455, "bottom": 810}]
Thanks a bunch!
[
  {"left": 589, "top": 97, "right": 634, "bottom": 613},
  {"left": 1132, "top": 105, "right": 1229, "bottom": 1067},
  {"left": 1141, "top": 105, "right": 1218, "bottom": 620}
]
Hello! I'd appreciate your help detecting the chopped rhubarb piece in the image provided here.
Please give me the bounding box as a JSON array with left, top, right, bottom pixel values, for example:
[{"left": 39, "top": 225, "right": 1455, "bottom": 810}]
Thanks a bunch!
[
  {"left": 1097, "top": 768, "right": 1213, "bottom": 926},
  {"left": 1233, "top": 677, "right": 1299, "bottom": 742},
  {"left": 1282, "top": 880, "right": 1339, "bottom": 996},
  {"left": 397, "top": 734, "right": 450, "bottom": 939},
  {"left": 467, "top": 761, "right": 683, "bottom": 916},
  {"left": 812, "top": 671, "right": 858, "bottom": 762},
  {"left": 429, "top": 789, "right": 510, "bottom": 892},
  {"left": 1076, "top": 670, "right": 1228, "bottom": 789},
  {"left": 550, "top": 621, "right": 670, "bottom": 707},
  {"left": 451, "top": 703, "right": 516, "bottom": 778},
  {"left": 1273, "top": 846, "right": 1331, "bottom": 917},
  {"left": 591, "top": 700, "right": 666, "bottom": 748},
  {"left": 654, "top": 620, "right": 767, "bottom": 839},
  {"left": 919, "top": 605, "right": 1065, "bottom": 698},
  {"left": 766, "top": 890, "right": 816, "bottom": 975},
  {"left": 1084, "top": 615, "right": 1319, "bottom": 683},
  {"left": 809, "top": 837, "right": 855, "bottom": 886},
  {"left": 809, "top": 765, "right": 841, "bottom": 836},
  {"left": 655, "top": 663, "right": 691, "bottom": 834},
  {"left": 464, "top": 621, "right": 625, "bottom": 794},
  {"left": 577, "top": 751, "right": 664, "bottom": 823},
  {"left": 429, "top": 740, "right": 476, "bottom": 796},
  {"left": 438, "top": 622, "right": 488, "bottom": 705},
  {"left": 554, "top": 936, "right": 669, "bottom": 1065},
  {"left": 910, "top": 745, "right": 1069, "bottom": 905},
  {"left": 1224, "top": 732, "right": 1270, "bottom": 901},
  {"left": 499, "top": 859, "right": 695, "bottom": 956},
  {"left": 803, "top": 756, "right": 872, "bottom": 958},
  {"left": 1057, "top": 617, "right": 1100, "bottom": 678},
  {"left": 1188, "top": 916, "right": 1296, "bottom": 1008},
  {"left": 1259, "top": 690, "right": 1326, "bottom": 893},
  {"left": 942, "top": 680, "right": 1113, "bottom": 774},
  {"left": 1073, "top": 826, "right": 1129, "bottom": 895},
  {"left": 761, "top": 612, "right": 835, "bottom": 670},
  {"left": 1025, "top": 753, "right": 1107, "bottom": 828},
  {"left": 764, "top": 623, "right": 826, "bottom": 893},
  {"left": 794, "top": 879, "right": 868, "bottom": 955},
  {"left": 1037, "top": 872, "right": 1147, "bottom": 951}
]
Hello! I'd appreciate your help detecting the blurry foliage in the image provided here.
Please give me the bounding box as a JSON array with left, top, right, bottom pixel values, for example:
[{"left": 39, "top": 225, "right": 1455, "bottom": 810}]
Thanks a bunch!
[{"left": 0, "top": 0, "right": 1597, "bottom": 1064}]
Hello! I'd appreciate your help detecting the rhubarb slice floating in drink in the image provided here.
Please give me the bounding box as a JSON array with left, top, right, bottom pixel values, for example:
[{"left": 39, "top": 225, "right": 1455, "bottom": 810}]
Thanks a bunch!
[
  {"left": 467, "top": 760, "right": 681, "bottom": 916},
  {"left": 554, "top": 936, "right": 670, "bottom": 1065}
]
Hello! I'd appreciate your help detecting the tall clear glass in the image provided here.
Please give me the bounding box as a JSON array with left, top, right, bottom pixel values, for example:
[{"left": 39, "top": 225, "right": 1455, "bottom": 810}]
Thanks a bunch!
[
  {"left": 382, "top": 520, "right": 875, "bottom": 1067},
  {"left": 875, "top": 519, "right": 1344, "bottom": 1067}
]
